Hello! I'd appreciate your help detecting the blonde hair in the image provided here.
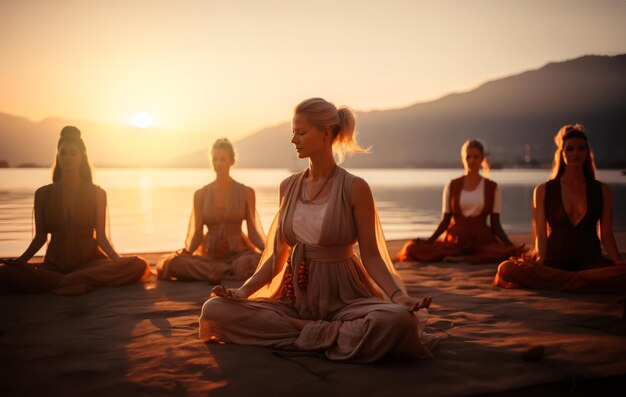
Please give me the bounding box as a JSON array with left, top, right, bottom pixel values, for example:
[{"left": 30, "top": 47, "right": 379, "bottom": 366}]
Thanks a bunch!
[
  {"left": 294, "top": 97, "right": 370, "bottom": 163},
  {"left": 550, "top": 124, "right": 596, "bottom": 180},
  {"left": 210, "top": 138, "right": 236, "bottom": 162},
  {"left": 461, "top": 139, "right": 490, "bottom": 177}
]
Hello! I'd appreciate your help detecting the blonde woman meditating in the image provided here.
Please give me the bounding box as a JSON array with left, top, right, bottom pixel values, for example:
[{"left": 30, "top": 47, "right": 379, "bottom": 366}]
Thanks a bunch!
[
  {"left": 397, "top": 139, "right": 522, "bottom": 264},
  {"left": 200, "top": 98, "right": 440, "bottom": 363},
  {"left": 157, "top": 139, "right": 266, "bottom": 283}
]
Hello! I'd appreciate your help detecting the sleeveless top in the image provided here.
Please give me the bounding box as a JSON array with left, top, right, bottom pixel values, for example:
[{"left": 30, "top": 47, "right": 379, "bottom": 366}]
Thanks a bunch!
[
  {"left": 443, "top": 178, "right": 502, "bottom": 216},
  {"left": 187, "top": 181, "right": 261, "bottom": 257},
  {"left": 544, "top": 178, "right": 603, "bottom": 271},
  {"left": 38, "top": 183, "right": 107, "bottom": 274}
]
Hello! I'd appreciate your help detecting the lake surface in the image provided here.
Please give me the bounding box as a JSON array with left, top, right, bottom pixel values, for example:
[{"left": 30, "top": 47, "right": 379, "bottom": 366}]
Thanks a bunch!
[{"left": 1, "top": 168, "right": 625, "bottom": 257}]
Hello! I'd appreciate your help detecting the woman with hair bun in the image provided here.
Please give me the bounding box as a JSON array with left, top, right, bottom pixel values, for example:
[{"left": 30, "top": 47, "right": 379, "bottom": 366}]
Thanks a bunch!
[
  {"left": 199, "top": 98, "right": 440, "bottom": 363},
  {"left": 397, "top": 139, "right": 523, "bottom": 264},
  {"left": 0, "top": 126, "right": 151, "bottom": 294},
  {"left": 495, "top": 124, "right": 626, "bottom": 293},
  {"left": 156, "top": 138, "right": 266, "bottom": 282}
]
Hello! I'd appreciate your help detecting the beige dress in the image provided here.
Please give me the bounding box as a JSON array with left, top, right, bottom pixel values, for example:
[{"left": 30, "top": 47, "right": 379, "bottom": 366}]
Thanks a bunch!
[
  {"left": 0, "top": 183, "right": 151, "bottom": 295},
  {"left": 199, "top": 167, "right": 436, "bottom": 363},
  {"left": 157, "top": 181, "right": 265, "bottom": 282}
]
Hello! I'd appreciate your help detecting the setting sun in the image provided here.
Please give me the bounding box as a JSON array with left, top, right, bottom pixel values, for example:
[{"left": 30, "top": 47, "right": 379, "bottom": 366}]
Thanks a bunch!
[{"left": 132, "top": 112, "right": 153, "bottom": 128}]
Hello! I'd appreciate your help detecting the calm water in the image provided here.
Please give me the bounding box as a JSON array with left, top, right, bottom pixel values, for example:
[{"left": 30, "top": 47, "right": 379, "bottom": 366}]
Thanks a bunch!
[{"left": 1, "top": 168, "right": 625, "bottom": 257}]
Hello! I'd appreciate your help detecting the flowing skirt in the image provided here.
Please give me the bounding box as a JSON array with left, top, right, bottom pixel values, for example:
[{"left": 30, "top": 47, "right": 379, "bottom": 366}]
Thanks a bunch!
[
  {"left": 199, "top": 256, "right": 439, "bottom": 363},
  {"left": 157, "top": 251, "right": 260, "bottom": 282},
  {"left": 0, "top": 256, "right": 150, "bottom": 295}
]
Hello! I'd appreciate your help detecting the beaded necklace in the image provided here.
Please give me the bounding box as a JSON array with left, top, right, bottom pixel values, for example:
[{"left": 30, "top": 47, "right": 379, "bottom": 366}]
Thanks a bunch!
[{"left": 300, "top": 166, "right": 336, "bottom": 204}]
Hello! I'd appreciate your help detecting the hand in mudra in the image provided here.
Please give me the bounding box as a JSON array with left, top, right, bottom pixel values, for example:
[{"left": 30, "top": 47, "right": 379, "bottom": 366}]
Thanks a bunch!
[
  {"left": 393, "top": 294, "right": 432, "bottom": 312},
  {"left": 210, "top": 284, "right": 247, "bottom": 300}
]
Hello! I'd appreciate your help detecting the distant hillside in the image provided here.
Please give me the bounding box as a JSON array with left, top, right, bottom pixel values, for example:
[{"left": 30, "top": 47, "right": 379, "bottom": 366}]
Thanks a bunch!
[
  {"left": 232, "top": 54, "right": 626, "bottom": 169},
  {"left": 2, "top": 54, "right": 625, "bottom": 169},
  {"left": 0, "top": 115, "right": 211, "bottom": 168}
]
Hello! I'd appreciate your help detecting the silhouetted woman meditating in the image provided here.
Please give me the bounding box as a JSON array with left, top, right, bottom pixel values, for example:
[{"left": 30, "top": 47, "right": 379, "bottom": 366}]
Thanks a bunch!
[
  {"left": 157, "top": 138, "right": 266, "bottom": 282},
  {"left": 397, "top": 139, "right": 523, "bottom": 264},
  {"left": 0, "top": 126, "right": 150, "bottom": 294},
  {"left": 199, "top": 98, "right": 441, "bottom": 363},
  {"left": 494, "top": 124, "right": 626, "bottom": 293}
]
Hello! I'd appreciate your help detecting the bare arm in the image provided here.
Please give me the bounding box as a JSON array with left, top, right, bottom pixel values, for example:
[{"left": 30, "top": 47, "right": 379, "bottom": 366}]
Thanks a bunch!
[
  {"left": 533, "top": 183, "right": 547, "bottom": 264},
  {"left": 225, "top": 179, "right": 290, "bottom": 298},
  {"left": 95, "top": 188, "right": 121, "bottom": 261},
  {"left": 184, "top": 189, "right": 205, "bottom": 254},
  {"left": 352, "top": 178, "right": 430, "bottom": 311},
  {"left": 427, "top": 213, "right": 451, "bottom": 243},
  {"left": 491, "top": 214, "right": 514, "bottom": 246},
  {"left": 13, "top": 188, "right": 48, "bottom": 264},
  {"left": 599, "top": 183, "right": 624, "bottom": 265},
  {"left": 427, "top": 182, "right": 452, "bottom": 242},
  {"left": 244, "top": 187, "right": 266, "bottom": 251}
]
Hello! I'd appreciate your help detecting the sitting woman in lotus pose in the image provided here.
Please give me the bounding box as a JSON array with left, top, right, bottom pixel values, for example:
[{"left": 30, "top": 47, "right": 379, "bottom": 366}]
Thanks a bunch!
[
  {"left": 157, "top": 138, "right": 266, "bottom": 283},
  {"left": 199, "top": 98, "right": 440, "bottom": 363},
  {"left": 494, "top": 124, "right": 626, "bottom": 293},
  {"left": 397, "top": 139, "right": 523, "bottom": 264},
  {"left": 0, "top": 126, "right": 150, "bottom": 294}
]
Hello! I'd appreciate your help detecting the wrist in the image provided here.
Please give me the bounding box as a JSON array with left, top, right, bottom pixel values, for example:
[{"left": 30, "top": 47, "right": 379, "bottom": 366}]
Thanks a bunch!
[{"left": 389, "top": 288, "right": 406, "bottom": 303}]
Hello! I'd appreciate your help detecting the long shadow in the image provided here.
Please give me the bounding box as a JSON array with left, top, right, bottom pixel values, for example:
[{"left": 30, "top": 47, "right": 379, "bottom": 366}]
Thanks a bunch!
[{"left": 0, "top": 287, "right": 145, "bottom": 396}]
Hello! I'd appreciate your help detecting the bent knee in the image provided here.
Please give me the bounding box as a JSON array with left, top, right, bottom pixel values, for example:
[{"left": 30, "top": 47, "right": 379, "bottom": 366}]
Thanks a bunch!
[
  {"left": 200, "top": 297, "right": 228, "bottom": 321},
  {"left": 371, "top": 305, "right": 416, "bottom": 332},
  {"left": 495, "top": 260, "right": 520, "bottom": 285}
]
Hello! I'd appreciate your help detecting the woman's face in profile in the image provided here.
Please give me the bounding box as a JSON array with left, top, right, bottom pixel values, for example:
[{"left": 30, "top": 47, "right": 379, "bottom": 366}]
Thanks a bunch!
[
  {"left": 212, "top": 148, "right": 234, "bottom": 174},
  {"left": 462, "top": 147, "right": 483, "bottom": 173},
  {"left": 562, "top": 137, "right": 588, "bottom": 167},
  {"left": 291, "top": 113, "right": 326, "bottom": 159},
  {"left": 58, "top": 142, "right": 82, "bottom": 172}
]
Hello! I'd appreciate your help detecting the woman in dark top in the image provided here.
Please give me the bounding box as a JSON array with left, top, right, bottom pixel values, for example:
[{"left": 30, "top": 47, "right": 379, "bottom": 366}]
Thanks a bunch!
[{"left": 494, "top": 124, "right": 626, "bottom": 293}]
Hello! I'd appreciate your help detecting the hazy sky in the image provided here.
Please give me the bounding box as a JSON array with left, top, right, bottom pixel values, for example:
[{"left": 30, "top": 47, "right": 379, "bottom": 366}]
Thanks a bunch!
[{"left": 1, "top": 0, "right": 625, "bottom": 139}]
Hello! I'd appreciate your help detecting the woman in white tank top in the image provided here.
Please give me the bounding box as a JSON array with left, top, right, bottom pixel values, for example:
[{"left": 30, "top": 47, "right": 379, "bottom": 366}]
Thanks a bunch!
[{"left": 397, "top": 139, "right": 523, "bottom": 264}]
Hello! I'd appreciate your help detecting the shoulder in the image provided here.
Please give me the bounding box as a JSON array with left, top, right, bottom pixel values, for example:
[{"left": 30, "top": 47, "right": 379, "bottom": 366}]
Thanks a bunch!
[
  {"left": 349, "top": 176, "right": 373, "bottom": 206},
  {"left": 35, "top": 183, "right": 54, "bottom": 196},
  {"left": 243, "top": 185, "right": 256, "bottom": 201},
  {"left": 449, "top": 176, "right": 464, "bottom": 189},
  {"left": 534, "top": 182, "right": 547, "bottom": 196},
  {"left": 279, "top": 172, "right": 303, "bottom": 196},
  {"left": 34, "top": 184, "right": 54, "bottom": 203},
  {"left": 483, "top": 177, "right": 497, "bottom": 188}
]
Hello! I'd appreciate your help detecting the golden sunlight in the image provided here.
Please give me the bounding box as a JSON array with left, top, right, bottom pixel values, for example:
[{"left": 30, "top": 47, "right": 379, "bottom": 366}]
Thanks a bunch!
[{"left": 132, "top": 112, "right": 154, "bottom": 129}]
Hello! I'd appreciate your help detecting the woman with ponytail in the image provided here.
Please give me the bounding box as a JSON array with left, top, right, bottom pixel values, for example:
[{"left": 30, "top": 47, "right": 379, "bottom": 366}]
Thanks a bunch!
[
  {"left": 494, "top": 124, "right": 626, "bottom": 293},
  {"left": 0, "top": 126, "right": 150, "bottom": 294},
  {"left": 397, "top": 139, "right": 523, "bottom": 264},
  {"left": 199, "top": 98, "right": 441, "bottom": 362}
]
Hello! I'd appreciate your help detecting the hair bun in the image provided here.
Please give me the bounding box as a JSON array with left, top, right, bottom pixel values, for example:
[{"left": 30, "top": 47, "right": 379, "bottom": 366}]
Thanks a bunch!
[{"left": 60, "top": 126, "right": 81, "bottom": 139}]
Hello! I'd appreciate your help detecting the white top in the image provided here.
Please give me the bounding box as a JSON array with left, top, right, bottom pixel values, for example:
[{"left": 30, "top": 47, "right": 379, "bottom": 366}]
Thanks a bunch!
[
  {"left": 442, "top": 178, "right": 501, "bottom": 217},
  {"left": 293, "top": 199, "right": 328, "bottom": 245}
]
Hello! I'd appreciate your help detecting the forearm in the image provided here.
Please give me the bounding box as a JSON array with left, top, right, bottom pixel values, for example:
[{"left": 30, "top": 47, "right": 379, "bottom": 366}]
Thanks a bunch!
[
  {"left": 248, "top": 229, "right": 266, "bottom": 252},
  {"left": 428, "top": 215, "right": 451, "bottom": 243},
  {"left": 18, "top": 235, "right": 48, "bottom": 263},
  {"left": 186, "top": 230, "right": 203, "bottom": 253},
  {"left": 239, "top": 247, "right": 288, "bottom": 296},
  {"left": 96, "top": 237, "right": 121, "bottom": 261},
  {"left": 601, "top": 232, "right": 623, "bottom": 263},
  {"left": 362, "top": 254, "right": 402, "bottom": 298},
  {"left": 535, "top": 231, "right": 547, "bottom": 263}
]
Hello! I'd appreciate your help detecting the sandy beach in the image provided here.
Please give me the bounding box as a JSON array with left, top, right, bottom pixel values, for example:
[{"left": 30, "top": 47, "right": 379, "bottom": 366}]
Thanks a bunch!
[{"left": 1, "top": 232, "right": 625, "bottom": 396}]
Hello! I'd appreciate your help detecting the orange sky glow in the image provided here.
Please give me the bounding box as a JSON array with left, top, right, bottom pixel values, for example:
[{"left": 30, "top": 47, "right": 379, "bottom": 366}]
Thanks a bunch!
[{"left": 1, "top": 0, "right": 626, "bottom": 141}]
